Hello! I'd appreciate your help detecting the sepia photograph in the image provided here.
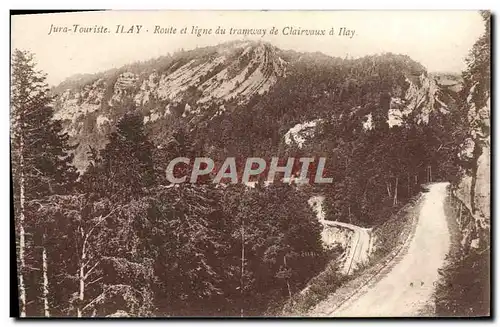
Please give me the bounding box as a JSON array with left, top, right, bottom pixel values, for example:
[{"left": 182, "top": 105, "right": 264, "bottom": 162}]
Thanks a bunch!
[{"left": 10, "top": 10, "right": 491, "bottom": 318}]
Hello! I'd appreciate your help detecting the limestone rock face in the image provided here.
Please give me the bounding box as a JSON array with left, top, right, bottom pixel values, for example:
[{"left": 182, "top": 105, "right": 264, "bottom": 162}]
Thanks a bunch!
[{"left": 53, "top": 41, "right": 287, "bottom": 171}]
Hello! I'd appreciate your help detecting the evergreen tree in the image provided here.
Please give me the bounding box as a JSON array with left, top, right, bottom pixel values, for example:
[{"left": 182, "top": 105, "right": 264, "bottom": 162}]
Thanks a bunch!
[
  {"left": 435, "top": 11, "right": 491, "bottom": 317},
  {"left": 81, "top": 110, "right": 155, "bottom": 202},
  {"left": 11, "top": 49, "right": 78, "bottom": 317},
  {"left": 71, "top": 110, "right": 158, "bottom": 316}
]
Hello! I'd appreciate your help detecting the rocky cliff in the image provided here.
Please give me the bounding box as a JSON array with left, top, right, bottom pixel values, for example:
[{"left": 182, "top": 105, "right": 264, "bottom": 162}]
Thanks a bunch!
[
  {"left": 52, "top": 40, "right": 455, "bottom": 173},
  {"left": 455, "top": 87, "right": 490, "bottom": 249},
  {"left": 453, "top": 13, "right": 490, "bottom": 250},
  {"left": 52, "top": 41, "right": 286, "bottom": 171},
  {"left": 283, "top": 72, "right": 453, "bottom": 149}
]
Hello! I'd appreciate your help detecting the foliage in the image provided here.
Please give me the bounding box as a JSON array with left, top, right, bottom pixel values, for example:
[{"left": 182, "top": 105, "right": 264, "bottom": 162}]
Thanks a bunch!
[
  {"left": 434, "top": 12, "right": 491, "bottom": 317},
  {"left": 11, "top": 49, "right": 78, "bottom": 316},
  {"left": 12, "top": 26, "right": 489, "bottom": 316}
]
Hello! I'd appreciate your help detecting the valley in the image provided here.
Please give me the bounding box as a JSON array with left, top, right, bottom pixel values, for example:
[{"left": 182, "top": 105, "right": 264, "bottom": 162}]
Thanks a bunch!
[{"left": 12, "top": 12, "right": 490, "bottom": 317}]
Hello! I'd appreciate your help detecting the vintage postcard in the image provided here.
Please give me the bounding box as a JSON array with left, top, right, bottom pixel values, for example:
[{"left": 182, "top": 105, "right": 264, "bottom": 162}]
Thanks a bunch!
[{"left": 10, "top": 10, "right": 490, "bottom": 318}]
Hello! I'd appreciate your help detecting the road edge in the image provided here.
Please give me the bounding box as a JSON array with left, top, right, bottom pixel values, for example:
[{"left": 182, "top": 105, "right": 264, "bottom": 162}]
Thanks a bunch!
[
  {"left": 304, "top": 192, "right": 425, "bottom": 316},
  {"left": 325, "top": 192, "right": 425, "bottom": 315}
]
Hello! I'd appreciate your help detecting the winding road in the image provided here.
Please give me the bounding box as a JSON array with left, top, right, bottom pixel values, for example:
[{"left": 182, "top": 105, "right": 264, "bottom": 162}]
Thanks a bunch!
[
  {"left": 320, "top": 220, "right": 372, "bottom": 275},
  {"left": 332, "top": 182, "right": 451, "bottom": 317}
]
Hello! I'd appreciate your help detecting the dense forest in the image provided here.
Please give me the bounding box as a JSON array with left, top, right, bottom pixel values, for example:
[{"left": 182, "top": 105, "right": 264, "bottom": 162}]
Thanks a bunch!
[
  {"left": 11, "top": 53, "right": 326, "bottom": 315},
  {"left": 434, "top": 11, "right": 490, "bottom": 316},
  {"left": 194, "top": 51, "right": 466, "bottom": 228},
  {"left": 11, "top": 13, "right": 489, "bottom": 316}
]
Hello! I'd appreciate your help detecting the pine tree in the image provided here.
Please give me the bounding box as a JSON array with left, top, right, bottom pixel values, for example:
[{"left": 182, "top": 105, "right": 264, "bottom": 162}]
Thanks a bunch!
[
  {"left": 81, "top": 110, "right": 155, "bottom": 202},
  {"left": 11, "top": 49, "right": 78, "bottom": 316},
  {"left": 66, "top": 110, "right": 157, "bottom": 317}
]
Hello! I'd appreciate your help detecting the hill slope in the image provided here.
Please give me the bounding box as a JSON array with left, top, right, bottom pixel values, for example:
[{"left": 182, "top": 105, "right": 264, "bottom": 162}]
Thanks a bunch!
[{"left": 52, "top": 40, "right": 456, "bottom": 174}]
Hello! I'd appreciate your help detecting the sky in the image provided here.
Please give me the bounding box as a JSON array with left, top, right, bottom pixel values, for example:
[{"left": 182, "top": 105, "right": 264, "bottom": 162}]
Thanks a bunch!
[{"left": 11, "top": 10, "right": 485, "bottom": 86}]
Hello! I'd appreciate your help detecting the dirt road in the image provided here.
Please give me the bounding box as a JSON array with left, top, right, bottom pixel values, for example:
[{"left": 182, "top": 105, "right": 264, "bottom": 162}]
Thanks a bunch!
[{"left": 332, "top": 182, "right": 451, "bottom": 317}]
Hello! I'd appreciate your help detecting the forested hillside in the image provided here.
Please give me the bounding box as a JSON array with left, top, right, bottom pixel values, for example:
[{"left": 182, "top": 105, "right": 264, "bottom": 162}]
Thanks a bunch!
[
  {"left": 434, "top": 11, "right": 490, "bottom": 316},
  {"left": 12, "top": 24, "right": 487, "bottom": 316},
  {"left": 52, "top": 40, "right": 465, "bottom": 229}
]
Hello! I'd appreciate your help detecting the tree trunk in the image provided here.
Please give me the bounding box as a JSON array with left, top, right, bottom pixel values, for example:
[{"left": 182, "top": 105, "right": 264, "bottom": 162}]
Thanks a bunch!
[
  {"left": 284, "top": 255, "right": 292, "bottom": 302},
  {"left": 386, "top": 182, "right": 392, "bottom": 198},
  {"left": 393, "top": 177, "right": 398, "bottom": 206},
  {"left": 240, "top": 221, "right": 245, "bottom": 317},
  {"left": 18, "top": 133, "right": 26, "bottom": 318},
  {"left": 362, "top": 179, "right": 371, "bottom": 201},
  {"left": 458, "top": 202, "right": 463, "bottom": 230},
  {"left": 42, "top": 242, "right": 50, "bottom": 317},
  {"left": 407, "top": 173, "right": 411, "bottom": 197},
  {"left": 78, "top": 254, "right": 85, "bottom": 317}
]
